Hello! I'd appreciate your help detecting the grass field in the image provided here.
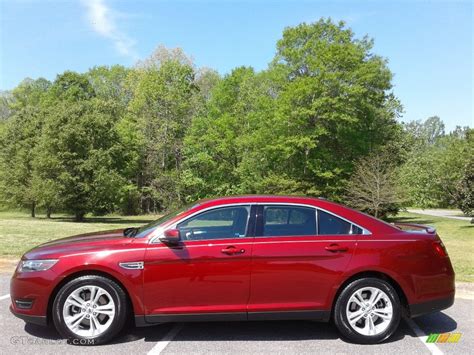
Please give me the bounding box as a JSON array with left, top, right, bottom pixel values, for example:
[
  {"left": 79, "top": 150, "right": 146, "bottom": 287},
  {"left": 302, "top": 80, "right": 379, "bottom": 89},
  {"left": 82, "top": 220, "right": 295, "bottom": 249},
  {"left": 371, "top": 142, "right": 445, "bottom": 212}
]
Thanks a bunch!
[
  {"left": 0, "top": 210, "right": 472, "bottom": 281},
  {"left": 0, "top": 211, "right": 158, "bottom": 258}
]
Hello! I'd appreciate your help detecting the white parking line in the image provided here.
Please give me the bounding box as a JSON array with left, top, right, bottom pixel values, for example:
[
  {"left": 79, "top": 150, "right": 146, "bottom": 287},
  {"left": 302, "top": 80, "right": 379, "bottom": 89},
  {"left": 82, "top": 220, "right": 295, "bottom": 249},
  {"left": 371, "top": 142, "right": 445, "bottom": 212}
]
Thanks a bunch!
[
  {"left": 147, "top": 323, "right": 183, "bottom": 355},
  {"left": 0, "top": 294, "right": 10, "bottom": 301},
  {"left": 405, "top": 318, "right": 443, "bottom": 355}
]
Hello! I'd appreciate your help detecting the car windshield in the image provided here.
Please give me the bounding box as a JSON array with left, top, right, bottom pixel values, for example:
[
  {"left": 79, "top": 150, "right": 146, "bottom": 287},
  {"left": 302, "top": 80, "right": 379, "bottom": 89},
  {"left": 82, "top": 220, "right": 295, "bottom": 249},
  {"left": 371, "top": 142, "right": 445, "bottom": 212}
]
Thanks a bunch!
[{"left": 134, "top": 203, "right": 198, "bottom": 238}]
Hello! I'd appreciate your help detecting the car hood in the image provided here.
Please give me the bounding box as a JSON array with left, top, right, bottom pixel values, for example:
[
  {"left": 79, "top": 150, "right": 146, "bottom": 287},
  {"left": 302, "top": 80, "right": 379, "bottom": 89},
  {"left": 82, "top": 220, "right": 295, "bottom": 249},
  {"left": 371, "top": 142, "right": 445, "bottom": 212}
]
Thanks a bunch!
[{"left": 23, "top": 229, "right": 131, "bottom": 260}]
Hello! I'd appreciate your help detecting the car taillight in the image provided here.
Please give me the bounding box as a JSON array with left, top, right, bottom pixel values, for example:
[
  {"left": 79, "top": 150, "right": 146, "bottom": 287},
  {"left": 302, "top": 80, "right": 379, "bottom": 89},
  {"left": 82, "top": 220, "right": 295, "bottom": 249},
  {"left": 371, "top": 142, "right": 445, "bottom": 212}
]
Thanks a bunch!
[{"left": 432, "top": 241, "right": 448, "bottom": 257}]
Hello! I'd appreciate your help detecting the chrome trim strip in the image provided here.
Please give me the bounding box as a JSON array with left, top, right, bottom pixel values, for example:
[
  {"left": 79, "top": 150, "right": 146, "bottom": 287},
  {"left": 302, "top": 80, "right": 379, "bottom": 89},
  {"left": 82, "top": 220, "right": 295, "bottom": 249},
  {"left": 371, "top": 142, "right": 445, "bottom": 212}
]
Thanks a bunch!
[
  {"left": 147, "top": 239, "right": 416, "bottom": 251},
  {"left": 119, "top": 261, "right": 144, "bottom": 270}
]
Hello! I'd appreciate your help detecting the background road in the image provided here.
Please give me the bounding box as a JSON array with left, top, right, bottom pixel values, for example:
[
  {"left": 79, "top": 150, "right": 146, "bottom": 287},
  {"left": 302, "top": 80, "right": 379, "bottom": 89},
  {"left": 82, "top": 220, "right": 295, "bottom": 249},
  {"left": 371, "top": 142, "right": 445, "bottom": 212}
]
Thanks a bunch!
[
  {"left": 0, "top": 274, "right": 472, "bottom": 355},
  {"left": 406, "top": 209, "right": 473, "bottom": 222}
]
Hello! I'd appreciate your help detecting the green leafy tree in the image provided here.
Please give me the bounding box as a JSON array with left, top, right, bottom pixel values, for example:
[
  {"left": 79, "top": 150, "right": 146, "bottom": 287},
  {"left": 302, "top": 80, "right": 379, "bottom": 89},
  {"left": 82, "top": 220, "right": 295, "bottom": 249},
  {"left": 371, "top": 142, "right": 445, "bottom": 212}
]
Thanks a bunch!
[
  {"left": 124, "top": 48, "right": 199, "bottom": 212},
  {"left": 35, "top": 72, "right": 127, "bottom": 220},
  {"left": 0, "top": 78, "right": 50, "bottom": 217},
  {"left": 455, "top": 158, "right": 474, "bottom": 216},
  {"left": 183, "top": 19, "right": 402, "bottom": 201},
  {"left": 182, "top": 67, "right": 277, "bottom": 200},
  {"left": 399, "top": 120, "right": 470, "bottom": 208},
  {"left": 268, "top": 19, "right": 402, "bottom": 199},
  {"left": 454, "top": 130, "right": 474, "bottom": 216}
]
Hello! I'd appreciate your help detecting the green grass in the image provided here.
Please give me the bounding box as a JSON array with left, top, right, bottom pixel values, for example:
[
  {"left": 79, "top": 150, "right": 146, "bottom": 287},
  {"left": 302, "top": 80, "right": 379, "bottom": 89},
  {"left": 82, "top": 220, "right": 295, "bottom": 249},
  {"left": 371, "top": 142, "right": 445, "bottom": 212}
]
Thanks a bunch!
[
  {"left": 391, "top": 212, "right": 474, "bottom": 282},
  {"left": 0, "top": 210, "right": 472, "bottom": 282},
  {"left": 0, "top": 211, "right": 158, "bottom": 258}
]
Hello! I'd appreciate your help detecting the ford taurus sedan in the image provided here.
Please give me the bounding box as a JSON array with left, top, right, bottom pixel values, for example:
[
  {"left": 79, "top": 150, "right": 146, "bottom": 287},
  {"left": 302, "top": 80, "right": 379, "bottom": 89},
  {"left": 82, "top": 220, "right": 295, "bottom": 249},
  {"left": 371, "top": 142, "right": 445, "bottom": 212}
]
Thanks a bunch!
[{"left": 10, "top": 195, "right": 455, "bottom": 344}]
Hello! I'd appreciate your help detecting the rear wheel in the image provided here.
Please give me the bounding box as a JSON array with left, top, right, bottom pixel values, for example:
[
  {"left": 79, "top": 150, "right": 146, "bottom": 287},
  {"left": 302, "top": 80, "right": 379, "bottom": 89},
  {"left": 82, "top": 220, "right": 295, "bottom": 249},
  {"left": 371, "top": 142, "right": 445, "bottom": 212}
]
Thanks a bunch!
[
  {"left": 52, "top": 275, "right": 128, "bottom": 345},
  {"left": 334, "top": 277, "right": 401, "bottom": 344}
]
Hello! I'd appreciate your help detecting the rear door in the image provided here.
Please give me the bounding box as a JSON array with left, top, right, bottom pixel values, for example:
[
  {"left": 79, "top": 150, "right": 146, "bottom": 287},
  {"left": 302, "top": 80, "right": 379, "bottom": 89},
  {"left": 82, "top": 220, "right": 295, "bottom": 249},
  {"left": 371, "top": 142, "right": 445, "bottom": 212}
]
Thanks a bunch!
[{"left": 248, "top": 204, "right": 359, "bottom": 318}]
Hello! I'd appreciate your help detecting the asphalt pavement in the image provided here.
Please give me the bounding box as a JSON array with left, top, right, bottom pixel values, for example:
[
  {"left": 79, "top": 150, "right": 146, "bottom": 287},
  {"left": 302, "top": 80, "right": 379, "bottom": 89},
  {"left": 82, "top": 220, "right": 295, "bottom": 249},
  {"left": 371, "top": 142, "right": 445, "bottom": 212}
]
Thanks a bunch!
[{"left": 0, "top": 274, "right": 472, "bottom": 355}]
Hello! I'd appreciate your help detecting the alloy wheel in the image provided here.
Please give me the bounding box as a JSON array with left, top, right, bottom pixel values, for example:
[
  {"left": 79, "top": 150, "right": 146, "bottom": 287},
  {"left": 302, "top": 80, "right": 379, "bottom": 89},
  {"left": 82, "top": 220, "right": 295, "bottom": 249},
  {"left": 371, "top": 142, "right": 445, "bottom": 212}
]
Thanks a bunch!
[
  {"left": 62, "top": 285, "right": 116, "bottom": 337},
  {"left": 345, "top": 286, "right": 393, "bottom": 336}
]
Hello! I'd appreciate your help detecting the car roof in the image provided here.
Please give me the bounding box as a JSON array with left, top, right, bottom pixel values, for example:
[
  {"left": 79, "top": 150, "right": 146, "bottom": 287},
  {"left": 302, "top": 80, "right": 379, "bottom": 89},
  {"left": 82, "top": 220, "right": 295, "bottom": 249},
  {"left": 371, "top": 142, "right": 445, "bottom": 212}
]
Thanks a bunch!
[
  {"left": 197, "top": 195, "right": 324, "bottom": 205},
  {"left": 190, "top": 195, "right": 399, "bottom": 234}
]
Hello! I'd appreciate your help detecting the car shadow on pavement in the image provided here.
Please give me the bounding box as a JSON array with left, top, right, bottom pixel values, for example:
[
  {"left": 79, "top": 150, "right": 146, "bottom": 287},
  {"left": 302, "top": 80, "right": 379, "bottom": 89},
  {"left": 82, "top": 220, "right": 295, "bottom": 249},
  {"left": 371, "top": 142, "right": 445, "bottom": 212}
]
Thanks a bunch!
[
  {"left": 23, "top": 312, "right": 458, "bottom": 345},
  {"left": 408, "top": 311, "right": 458, "bottom": 335}
]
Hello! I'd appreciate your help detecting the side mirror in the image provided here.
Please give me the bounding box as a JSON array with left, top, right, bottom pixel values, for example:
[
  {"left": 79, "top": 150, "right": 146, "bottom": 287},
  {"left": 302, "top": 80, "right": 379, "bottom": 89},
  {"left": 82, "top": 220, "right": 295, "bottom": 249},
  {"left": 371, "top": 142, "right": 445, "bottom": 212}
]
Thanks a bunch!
[{"left": 159, "top": 229, "right": 181, "bottom": 246}]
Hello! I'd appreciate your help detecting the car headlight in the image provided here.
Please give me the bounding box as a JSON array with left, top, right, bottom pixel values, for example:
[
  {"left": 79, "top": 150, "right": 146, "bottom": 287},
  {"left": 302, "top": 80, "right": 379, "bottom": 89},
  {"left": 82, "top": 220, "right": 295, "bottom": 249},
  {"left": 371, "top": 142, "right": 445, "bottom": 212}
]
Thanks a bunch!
[{"left": 18, "top": 259, "right": 58, "bottom": 272}]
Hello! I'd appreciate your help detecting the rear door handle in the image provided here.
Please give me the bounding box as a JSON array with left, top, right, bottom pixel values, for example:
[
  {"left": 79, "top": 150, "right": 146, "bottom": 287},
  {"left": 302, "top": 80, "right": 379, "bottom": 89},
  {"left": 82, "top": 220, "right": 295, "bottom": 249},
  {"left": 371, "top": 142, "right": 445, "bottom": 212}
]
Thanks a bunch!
[
  {"left": 221, "top": 246, "right": 245, "bottom": 255},
  {"left": 325, "top": 244, "right": 348, "bottom": 253}
]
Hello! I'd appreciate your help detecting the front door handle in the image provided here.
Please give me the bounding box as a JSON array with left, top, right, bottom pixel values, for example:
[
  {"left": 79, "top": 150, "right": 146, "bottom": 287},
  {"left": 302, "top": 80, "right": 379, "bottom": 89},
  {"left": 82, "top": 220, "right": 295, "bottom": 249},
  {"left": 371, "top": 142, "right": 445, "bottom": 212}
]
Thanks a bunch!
[
  {"left": 221, "top": 246, "right": 245, "bottom": 255},
  {"left": 325, "top": 243, "right": 348, "bottom": 253}
]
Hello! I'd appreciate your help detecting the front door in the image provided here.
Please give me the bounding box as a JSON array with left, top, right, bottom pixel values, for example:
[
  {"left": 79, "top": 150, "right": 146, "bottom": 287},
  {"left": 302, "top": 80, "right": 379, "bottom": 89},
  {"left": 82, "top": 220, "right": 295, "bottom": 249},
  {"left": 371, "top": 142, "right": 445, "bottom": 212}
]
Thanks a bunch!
[
  {"left": 143, "top": 205, "right": 254, "bottom": 321},
  {"left": 248, "top": 205, "right": 357, "bottom": 318}
]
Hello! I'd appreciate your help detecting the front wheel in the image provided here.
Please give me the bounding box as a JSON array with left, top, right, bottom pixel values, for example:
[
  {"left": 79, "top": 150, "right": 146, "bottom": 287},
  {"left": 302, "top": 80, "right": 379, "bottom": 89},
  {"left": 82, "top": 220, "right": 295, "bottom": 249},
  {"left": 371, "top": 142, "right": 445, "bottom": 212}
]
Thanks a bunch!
[
  {"left": 333, "top": 277, "right": 401, "bottom": 344},
  {"left": 52, "top": 275, "right": 128, "bottom": 345}
]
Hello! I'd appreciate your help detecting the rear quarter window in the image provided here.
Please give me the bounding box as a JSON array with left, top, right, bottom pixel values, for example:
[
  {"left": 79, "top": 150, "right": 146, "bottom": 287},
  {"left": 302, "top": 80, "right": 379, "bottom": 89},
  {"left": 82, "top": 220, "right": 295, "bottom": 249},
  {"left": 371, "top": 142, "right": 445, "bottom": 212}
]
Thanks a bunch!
[{"left": 318, "top": 210, "right": 352, "bottom": 235}]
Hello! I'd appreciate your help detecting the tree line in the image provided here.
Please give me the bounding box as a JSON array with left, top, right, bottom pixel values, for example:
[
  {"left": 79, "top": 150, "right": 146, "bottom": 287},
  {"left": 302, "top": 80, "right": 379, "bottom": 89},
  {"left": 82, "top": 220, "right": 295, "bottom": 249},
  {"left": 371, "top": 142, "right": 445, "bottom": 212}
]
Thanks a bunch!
[{"left": 0, "top": 19, "right": 472, "bottom": 221}]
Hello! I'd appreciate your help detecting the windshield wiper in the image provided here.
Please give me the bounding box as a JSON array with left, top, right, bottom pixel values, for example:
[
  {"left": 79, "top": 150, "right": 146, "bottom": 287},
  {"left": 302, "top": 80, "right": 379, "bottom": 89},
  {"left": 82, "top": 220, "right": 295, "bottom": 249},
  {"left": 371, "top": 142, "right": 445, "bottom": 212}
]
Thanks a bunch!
[{"left": 123, "top": 227, "right": 139, "bottom": 238}]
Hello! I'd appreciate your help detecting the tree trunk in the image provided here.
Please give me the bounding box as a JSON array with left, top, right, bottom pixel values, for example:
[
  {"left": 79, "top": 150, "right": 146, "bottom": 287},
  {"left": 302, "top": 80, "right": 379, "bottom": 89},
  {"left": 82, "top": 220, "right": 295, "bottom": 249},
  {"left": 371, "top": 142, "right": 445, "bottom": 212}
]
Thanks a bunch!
[
  {"left": 31, "top": 202, "right": 36, "bottom": 218},
  {"left": 46, "top": 206, "right": 52, "bottom": 219},
  {"left": 74, "top": 211, "right": 85, "bottom": 222}
]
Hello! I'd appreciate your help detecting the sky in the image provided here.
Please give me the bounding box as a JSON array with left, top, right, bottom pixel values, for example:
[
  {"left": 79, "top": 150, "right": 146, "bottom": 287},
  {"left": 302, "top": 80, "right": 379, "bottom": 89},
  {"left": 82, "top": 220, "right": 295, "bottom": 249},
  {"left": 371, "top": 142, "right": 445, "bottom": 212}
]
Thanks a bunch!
[{"left": 0, "top": 0, "right": 472, "bottom": 131}]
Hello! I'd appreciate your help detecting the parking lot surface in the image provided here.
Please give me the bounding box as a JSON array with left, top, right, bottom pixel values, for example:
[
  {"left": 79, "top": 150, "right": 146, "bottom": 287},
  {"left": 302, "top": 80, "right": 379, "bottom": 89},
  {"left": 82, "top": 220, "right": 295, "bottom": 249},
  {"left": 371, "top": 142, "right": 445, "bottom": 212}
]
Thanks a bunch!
[{"left": 0, "top": 274, "right": 471, "bottom": 354}]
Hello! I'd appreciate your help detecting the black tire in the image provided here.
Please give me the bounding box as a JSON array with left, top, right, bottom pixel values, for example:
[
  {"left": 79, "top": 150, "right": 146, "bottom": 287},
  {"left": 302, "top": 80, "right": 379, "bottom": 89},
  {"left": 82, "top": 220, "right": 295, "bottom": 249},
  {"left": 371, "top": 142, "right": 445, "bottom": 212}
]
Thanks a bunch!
[
  {"left": 52, "top": 275, "right": 129, "bottom": 345},
  {"left": 333, "top": 277, "right": 401, "bottom": 344}
]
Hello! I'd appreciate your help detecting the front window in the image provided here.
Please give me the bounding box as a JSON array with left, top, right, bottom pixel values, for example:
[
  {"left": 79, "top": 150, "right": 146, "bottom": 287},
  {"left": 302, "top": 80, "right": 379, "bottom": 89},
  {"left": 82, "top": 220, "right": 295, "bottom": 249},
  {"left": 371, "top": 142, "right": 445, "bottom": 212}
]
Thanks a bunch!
[{"left": 177, "top": 206, "right": 251, "bottom": 240}]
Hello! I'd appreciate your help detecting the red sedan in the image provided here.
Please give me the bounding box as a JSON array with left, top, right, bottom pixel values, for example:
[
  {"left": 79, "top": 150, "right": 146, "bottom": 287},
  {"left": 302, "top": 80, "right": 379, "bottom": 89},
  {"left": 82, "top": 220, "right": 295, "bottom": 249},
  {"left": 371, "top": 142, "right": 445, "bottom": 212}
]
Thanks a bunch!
[{"left": 10, "top": 195, "right": 455, "bottom": 344}]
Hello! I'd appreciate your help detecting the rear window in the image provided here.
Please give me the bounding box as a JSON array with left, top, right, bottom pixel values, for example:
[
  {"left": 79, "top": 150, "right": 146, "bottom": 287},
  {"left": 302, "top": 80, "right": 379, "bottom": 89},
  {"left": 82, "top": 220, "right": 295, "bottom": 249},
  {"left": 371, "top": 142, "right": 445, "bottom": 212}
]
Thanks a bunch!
[{"left": 263, "top": 206, "right": 316, "bottom": 236}]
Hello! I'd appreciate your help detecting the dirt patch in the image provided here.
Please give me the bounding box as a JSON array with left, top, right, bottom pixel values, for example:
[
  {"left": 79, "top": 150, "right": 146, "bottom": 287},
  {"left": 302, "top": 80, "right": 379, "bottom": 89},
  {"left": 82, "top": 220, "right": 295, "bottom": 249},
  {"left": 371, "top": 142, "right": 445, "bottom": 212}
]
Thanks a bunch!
[{"left": 0, "top": 257, "right": 19, "bottom": 274}]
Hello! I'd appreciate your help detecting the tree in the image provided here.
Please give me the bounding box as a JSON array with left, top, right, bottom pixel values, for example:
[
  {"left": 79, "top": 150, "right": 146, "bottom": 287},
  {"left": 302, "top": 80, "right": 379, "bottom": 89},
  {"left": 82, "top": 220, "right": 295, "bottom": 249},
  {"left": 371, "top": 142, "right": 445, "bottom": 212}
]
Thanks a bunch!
[
  {"left": 35, "top": 72, "right": 127, "bottom": 221},
  {"left": 399, "top": 119, "right": 470, "bottom": 208},
  {"left": 264, "top": 18, "right": 401, "bottom": 199},
  {"left": 455, "top": 158, "right": 474, "bottom": 216},
  {"left": 454, "top": 130, "right": 474, "bottom": 216},
  {"left": 345, "top": 152, "right": 401, "bottom": 218},
  {"left": 182, "top": 67, "right": 277, "bottom": 200},
  {"left": 0, "top": 78, "right": 50, "bottom": 217},
  {"left": 403, "top": 116, "right": 445, "bottom": 145},
  {"left": 183, "top": 19, "right": 402, "bottom": 201},
  {"left": 0, "top": 90, "right": 13, "bottom": 122},
  {"left": 86, "top": 65, "right": 132, "bottom": 107},
  {"left": 124, "top": 49, "right": 199, "bottom": 212}
]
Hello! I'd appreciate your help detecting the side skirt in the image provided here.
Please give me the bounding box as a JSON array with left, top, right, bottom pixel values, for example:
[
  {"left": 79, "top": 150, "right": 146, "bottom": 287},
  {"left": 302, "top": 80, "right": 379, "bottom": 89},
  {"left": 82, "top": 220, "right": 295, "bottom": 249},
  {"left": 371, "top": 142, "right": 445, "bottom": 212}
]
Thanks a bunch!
[{"left": 136, "top": 310, "right": 331, "bottom": 326}]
